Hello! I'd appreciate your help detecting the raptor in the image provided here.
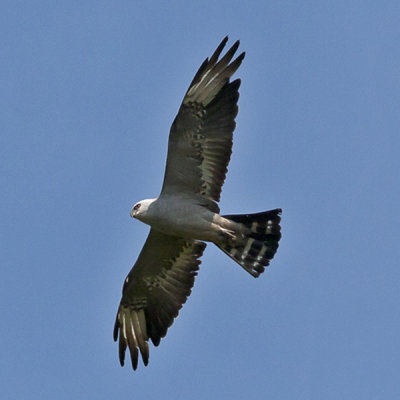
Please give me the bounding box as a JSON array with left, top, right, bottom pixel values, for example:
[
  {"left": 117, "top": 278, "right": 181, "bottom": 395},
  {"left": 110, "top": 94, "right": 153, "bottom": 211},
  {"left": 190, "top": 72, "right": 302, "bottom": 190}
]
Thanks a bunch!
[{"left": 113, "top": 37, "right": 282, "bottom": 370}]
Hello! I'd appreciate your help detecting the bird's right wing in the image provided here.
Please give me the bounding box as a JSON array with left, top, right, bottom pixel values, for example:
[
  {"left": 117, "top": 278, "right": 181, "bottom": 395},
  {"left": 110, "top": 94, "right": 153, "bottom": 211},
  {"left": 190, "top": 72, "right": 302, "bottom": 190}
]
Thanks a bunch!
[{"left": 114, "top": 229, "right": 206, "bottom": 370}]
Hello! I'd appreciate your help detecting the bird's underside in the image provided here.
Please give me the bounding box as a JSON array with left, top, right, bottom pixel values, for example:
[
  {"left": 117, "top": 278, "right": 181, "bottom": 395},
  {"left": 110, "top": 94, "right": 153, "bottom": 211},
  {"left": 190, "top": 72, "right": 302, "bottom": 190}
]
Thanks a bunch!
[{"left": 113, "top": 37, "right": 282, "bottom": 371}]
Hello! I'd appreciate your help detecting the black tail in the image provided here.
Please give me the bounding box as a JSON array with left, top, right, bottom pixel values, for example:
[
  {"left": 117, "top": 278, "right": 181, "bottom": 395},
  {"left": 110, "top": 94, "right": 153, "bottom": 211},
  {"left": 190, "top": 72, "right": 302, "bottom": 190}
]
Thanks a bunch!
[{"left": 216, "top": 209, "right": 282, "bottom": 277}]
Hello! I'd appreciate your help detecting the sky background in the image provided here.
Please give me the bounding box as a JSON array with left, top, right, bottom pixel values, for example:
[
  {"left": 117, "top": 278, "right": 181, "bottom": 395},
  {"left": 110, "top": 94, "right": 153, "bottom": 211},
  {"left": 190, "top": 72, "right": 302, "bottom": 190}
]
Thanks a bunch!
[{"left": 1, "top": 1, "right": 400, "bottom": 399}]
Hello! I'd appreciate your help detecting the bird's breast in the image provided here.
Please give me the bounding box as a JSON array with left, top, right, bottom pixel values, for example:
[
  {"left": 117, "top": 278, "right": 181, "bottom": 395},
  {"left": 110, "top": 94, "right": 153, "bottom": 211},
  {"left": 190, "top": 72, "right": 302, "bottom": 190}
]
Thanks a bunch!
[{"left": 145, "top": 196, "right": 219, "bottom": 241}]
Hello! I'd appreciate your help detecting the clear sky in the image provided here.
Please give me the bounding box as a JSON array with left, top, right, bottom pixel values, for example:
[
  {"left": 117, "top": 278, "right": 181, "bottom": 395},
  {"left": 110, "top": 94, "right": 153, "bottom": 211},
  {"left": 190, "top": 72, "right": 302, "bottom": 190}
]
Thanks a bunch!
[{"left": 2, "top": 1, "right": 399, "bottom": 399}]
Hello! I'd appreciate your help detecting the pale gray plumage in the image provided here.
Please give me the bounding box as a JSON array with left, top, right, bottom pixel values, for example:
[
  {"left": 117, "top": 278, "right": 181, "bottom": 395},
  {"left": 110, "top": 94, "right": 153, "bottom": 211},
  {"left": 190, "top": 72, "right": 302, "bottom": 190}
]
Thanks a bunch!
[{"left": 114, "top": 37, "right": 282, "bottom": 371}]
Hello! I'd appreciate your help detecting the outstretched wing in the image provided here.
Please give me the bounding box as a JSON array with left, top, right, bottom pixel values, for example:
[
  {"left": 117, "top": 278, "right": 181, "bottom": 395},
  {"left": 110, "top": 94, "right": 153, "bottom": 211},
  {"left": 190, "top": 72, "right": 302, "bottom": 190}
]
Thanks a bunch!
[
  {"left": 160, "top": 37, "right": 245, "bottom": 204},
  {"left": 113, "top": 229, "right": 206, "bottom": 370}
]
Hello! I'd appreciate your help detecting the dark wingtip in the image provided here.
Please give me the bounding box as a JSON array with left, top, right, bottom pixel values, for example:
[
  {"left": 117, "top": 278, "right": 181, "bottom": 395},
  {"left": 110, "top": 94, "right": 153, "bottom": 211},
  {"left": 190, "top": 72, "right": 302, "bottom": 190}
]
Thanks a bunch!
[
  {"left": 221, "top": 40, "right": 240, "bottom": 64},
  {"left": 139, "top": 343, "right": 150, "bottom": 367},
  {"left": 128, "top": 346, "right": 139, "bottom": 370},
  {"left": 231, "top": 40, "right": 240, "bottom": 53},
  {"left": 113, "top": 318, "right": 119, "bottom": 342},
  {"left": 232, "top": 51, "right": 245, "bottom": 69},
  {"left": 118, "top": 344, "right": 125, "bottom": 367},
  {"left": 209, "top": 36, "right": 229, "bottom": 65},
  {"left": 130, "top": 356, "right": 138, "bottom": 370}
]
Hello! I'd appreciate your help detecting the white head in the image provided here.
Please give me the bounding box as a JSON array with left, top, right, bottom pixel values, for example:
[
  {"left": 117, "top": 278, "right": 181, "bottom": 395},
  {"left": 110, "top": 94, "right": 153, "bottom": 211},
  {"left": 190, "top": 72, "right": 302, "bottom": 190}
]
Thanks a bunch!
[{"left": 130, "top": 198, "right": 156, "bottom": 222}]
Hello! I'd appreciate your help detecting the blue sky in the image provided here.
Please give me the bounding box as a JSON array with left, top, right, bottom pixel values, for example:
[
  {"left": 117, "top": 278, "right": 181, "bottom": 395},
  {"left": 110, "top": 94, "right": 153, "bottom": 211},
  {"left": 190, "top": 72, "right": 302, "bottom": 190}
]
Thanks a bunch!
[{"left": 2, "top": 1, "right": 400, "bottom": 399}]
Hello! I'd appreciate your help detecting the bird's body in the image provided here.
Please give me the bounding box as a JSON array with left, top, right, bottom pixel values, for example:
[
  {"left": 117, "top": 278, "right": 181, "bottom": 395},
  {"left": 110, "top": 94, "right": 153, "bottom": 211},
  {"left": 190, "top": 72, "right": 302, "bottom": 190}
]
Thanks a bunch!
[
  {"left": 114, "top": 37, "right": 282, "bottom": 370},
  {"left": 132, "top": 196, "right": 235, "bottom": 243}
]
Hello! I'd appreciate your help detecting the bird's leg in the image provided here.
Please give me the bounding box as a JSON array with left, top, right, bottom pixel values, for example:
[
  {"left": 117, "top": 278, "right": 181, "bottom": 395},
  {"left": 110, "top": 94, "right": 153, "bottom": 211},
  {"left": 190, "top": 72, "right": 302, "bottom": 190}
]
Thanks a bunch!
[{"left": 218, "top": 227, "right": 236, "bottom": 244}]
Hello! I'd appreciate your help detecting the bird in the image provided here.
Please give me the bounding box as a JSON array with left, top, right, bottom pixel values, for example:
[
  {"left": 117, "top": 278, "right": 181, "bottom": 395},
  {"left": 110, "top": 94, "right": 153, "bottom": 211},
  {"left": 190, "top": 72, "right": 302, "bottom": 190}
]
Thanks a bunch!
[{"left": 113, "top": 37, "right": 282, "bottom": 370}]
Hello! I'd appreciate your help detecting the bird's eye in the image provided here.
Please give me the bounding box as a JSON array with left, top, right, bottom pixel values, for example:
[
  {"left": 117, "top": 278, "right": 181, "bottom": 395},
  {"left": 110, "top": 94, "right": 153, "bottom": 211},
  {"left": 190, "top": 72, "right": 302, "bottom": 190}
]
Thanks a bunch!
[{"left": 133, "top": 203, "right": 141, "bottom": 211}]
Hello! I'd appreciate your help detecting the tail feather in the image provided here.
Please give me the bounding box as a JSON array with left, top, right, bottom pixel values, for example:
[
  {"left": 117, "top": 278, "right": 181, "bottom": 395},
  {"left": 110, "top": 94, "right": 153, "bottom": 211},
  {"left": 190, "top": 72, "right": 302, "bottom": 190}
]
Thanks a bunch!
[{"left": 216, "top": 209, "right": 282, "bottom": 277}]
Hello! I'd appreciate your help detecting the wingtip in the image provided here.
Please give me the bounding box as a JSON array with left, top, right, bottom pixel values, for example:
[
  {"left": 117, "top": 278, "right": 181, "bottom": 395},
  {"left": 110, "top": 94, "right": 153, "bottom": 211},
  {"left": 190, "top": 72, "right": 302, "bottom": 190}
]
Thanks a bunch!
[
  {"left": 128, "top": 345, "right": 139, "bottom": 370},
  {"left": 218, "top": 37, "right": 242, "bottom": 58},
  {"left": 113, "top": 317, "right": 119, "bottom": 342},
  {"left": 118, "top": 346, "right": 126, "bottom": 367},
  {"left": 227, "top": 40, "right": 240, "bottom": 57},
  {"left": 210, "top": 36, "right": 230, "bottom": 64},
  {"left": 130, "top": 357, "right": 138, "bottom": 371}
]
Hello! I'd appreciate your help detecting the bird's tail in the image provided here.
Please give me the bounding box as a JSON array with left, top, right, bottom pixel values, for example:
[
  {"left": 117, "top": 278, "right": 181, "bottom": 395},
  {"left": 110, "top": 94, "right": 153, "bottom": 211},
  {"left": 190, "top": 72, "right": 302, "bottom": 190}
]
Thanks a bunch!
[{"left": 216, "top": 209, "right": 282, "bottom": 277}]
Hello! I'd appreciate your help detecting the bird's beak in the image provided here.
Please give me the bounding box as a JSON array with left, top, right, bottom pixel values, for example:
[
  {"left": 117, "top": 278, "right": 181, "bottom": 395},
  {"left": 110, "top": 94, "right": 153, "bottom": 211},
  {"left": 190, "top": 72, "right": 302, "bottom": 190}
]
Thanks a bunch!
[{"left": 130, "top": 209, "right": 135, "bottom": 218}]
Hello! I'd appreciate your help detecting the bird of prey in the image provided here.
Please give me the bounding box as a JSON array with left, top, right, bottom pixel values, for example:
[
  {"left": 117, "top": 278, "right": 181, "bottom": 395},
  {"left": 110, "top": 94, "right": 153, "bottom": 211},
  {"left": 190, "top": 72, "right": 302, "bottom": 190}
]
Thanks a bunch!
[{"left": 114, "top": 37, "right": 282, "bottom": 370}]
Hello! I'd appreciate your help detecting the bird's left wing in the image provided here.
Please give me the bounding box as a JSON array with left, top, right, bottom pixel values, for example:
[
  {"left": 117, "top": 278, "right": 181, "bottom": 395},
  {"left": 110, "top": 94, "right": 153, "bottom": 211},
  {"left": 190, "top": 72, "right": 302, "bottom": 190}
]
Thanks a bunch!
[
  {"left": 114, "top": 229, "right": 206, "bottom": 370},
  {"left": 160, "top": 37, "right": 245, "bottom": 206}
]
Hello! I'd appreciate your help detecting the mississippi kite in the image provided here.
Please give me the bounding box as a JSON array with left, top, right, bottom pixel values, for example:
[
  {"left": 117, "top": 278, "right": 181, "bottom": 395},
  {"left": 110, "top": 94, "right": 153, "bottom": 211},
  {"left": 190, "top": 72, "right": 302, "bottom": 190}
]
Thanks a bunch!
[{"left": 114, "top": 37, "right": 282, "bottom": 370}]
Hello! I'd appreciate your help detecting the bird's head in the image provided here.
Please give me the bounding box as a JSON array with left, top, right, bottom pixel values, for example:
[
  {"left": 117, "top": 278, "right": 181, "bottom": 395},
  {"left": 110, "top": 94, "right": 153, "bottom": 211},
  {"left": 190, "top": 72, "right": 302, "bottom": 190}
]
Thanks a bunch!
[{"left": 130, "top": 198, "right": 156, "bottom": 222}]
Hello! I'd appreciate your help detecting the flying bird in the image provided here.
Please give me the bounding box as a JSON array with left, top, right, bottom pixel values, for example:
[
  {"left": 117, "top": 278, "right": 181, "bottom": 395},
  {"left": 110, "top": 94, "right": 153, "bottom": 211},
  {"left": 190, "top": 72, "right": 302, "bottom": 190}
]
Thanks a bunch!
[{"left": 114, "top": 37, "right": 282, "bottom": 370}]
